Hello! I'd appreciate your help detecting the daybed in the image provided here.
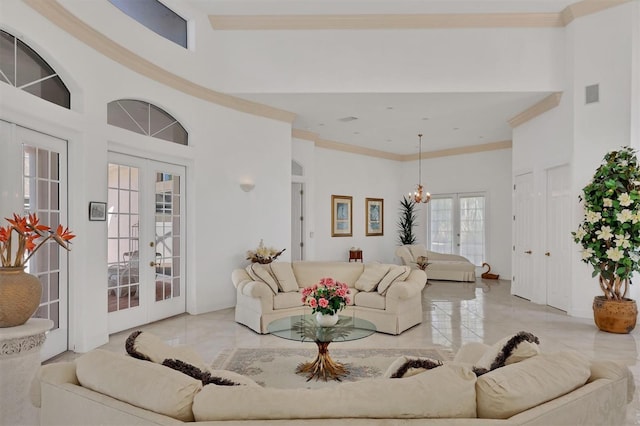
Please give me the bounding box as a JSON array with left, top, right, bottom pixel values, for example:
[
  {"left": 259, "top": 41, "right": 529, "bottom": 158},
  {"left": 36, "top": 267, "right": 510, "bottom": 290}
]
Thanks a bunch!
[
  {"left": 396, "top": 244, "right": 476, "bottom": 282},
  {"left": 232, "top": 261, "right": 426, "bottom": 335},
  {"left": 32, "top": 332, "right": 634, "bottom": 425}
]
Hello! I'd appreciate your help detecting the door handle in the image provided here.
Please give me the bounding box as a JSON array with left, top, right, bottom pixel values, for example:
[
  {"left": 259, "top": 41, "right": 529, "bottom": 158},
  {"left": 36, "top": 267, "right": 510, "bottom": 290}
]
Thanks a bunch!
[
  {"left": 524, "top": 250, "right": 532, "bottom": 254},
  {"left": 545, "top": 252, "right": 550, "bottom": 256},
  {"left": 150, "top": 261, "right": 160, "bottom": 267}
]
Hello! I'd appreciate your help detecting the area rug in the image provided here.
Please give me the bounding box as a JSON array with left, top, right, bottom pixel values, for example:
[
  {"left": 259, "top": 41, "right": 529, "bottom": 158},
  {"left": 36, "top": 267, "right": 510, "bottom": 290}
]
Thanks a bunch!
[{"left": 211, "top": 346, "right": 453, "bottom": 389}]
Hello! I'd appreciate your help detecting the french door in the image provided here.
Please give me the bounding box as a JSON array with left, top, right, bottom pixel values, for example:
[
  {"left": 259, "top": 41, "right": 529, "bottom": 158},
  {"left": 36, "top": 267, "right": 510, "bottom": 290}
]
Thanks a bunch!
[
  {"left": 291, "top": 182, "right": 304, "bottom": 261},
  {"left": 513, "top": 173, "right": 534, "bottom": 300},
  {"left": 427, "top": 193, "right": 485, "bottom": 266},
  {"left": 107, "top": 153, "right": 186, "bottom": 333}
]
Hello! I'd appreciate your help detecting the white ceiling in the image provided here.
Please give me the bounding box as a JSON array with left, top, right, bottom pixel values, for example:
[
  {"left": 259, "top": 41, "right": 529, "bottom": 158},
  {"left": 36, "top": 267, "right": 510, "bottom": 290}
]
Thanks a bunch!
[{"left": 184, "top": 0, "right": 570, "bottom": 155}]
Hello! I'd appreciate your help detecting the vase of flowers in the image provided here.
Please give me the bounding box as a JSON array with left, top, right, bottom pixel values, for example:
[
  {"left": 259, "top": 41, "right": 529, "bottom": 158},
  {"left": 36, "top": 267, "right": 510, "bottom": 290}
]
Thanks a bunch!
[
  {"left": 246, "top": 239, "right": 285, "bottom": 264},
  {"left": 0, "top": 213, "right": 75, "bottom": 327},
  {"left": 301, "top": 277, "right": 351, "bottom": 327},
  {"left": 572, "top": 146, "right": 640, "bottom": 333}
]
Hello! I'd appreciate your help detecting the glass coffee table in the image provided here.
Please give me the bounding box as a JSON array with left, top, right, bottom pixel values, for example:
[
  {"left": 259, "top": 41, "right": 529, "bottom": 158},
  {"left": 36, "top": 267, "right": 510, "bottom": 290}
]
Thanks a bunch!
[{"left": 267, "top": 314, "right": 376, "bottom": 381}]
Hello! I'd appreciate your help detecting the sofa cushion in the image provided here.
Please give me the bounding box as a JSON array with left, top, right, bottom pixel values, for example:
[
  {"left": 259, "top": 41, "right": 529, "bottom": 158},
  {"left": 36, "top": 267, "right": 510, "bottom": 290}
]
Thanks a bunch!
[
  {"left": 354, "top": 291, "right": 386, "bottom": 310},
  {"left": 125, "top": 330, "right": 207, "bottom": 371},
  {"left": 383, "top": 356, "right": 444, "bottom": 378},
  {"left": 206, "top": 369, "right": 262, "bottom": 388},
  {"left": 246, "top": 264, "right": 279, "bottom": 294},
  {"left": 475, "top": 331, "right": 540, "bottom": 372},
  {"left": 292, "top": 261, "right": 364, "bottom": 288},
  {"left": 476, "top": 351, "right": 591, "bottom": 419},
  {"left": 75, "top": 349, "right": 202, "bottom": 422},
  {"left": 193, "top": 363, "right": 477, "bottom": 421},
  {"left": 269, "top": 262, "right": 299, "bottom": 292},
  {"left": 354, "top": 263, "right": 390, "bottom": 292},
  {"left": 377, "top": 265, "right": 410, "bottom": 295},
  {"left": 273, "top": 291, "right": 303, "bottom": 310}
]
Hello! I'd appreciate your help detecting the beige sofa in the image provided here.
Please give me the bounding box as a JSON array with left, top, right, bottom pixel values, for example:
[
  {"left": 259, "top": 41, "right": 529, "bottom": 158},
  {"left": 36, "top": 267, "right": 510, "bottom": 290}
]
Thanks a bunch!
[
  {"left": 33, "top": 340, "right": 634, "bottom": 425},
  {"left": 396, "top": 244, "right": 476, "bottom": 282},
  {"left": 232, "top": 261, "right": 426, "bottom": 335}
]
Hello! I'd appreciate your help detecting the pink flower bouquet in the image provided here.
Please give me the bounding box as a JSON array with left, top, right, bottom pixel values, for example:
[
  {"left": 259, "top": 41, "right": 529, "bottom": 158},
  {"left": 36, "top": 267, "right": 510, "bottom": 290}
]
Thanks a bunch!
[{"left": 301, "top": 277, "right": 351, "bottom": 315}]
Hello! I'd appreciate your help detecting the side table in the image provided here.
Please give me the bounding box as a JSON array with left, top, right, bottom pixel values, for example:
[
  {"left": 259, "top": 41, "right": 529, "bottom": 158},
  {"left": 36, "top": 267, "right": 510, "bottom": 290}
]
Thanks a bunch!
[
  {"left": 0, "top": 318, "right": 53, "bottom": 426},
  {"left": 349, "top": 249, "right": 363, "bottom": 262}
]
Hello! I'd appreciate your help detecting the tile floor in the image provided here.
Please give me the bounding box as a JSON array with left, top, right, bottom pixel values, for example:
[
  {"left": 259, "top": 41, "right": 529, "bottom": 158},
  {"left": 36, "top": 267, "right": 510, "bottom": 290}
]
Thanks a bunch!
[{"left": 51, "top": 279, "right": 640, "bottom": 424}]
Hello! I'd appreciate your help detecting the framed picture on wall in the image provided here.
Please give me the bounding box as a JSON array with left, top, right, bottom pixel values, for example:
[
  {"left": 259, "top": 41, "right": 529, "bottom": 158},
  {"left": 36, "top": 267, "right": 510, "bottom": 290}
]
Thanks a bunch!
[
  {"left": 331, "top": 195, "right": 352, "bottom": 237},
  {"left": 88, "top": 201, "right": 107, "bottom": 221},
  {"left": 365, "top": 198, "right": 384, "bottom": 236}
]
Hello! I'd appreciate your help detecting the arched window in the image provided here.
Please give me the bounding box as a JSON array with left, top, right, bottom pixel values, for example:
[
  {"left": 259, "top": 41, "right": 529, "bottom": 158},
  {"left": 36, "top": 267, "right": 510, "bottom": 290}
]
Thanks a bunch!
[
  {"left": 0, "top": 30, "right": 70, "bottom": 108},
  {"left": 107, "top": 99, "right": 188, "bottom": 145}
]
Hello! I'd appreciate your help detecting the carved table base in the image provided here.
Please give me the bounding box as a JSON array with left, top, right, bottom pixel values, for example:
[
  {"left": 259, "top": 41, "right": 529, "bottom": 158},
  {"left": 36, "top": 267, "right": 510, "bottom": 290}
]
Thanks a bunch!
[{"left": 296, "top": 341, "right": 349, "bottom": 381}]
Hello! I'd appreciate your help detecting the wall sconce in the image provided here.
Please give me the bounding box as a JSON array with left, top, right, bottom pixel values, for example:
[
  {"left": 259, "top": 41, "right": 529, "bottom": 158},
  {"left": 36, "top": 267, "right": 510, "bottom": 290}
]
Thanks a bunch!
[{"left": 239, "top": 182, "right": 255, "bottom": 192}]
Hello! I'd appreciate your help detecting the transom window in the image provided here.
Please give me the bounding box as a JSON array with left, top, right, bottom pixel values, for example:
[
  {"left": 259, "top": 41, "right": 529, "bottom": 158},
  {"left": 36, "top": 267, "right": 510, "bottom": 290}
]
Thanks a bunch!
[
  {"left": 107, "top": 99, "right": 188, "bottom": 145},
  {"left": 0, "top": 30, "right": 70, "bottom": 108},
  {"left": 108, "top": 0, "right": 188, "bottom": 48}
]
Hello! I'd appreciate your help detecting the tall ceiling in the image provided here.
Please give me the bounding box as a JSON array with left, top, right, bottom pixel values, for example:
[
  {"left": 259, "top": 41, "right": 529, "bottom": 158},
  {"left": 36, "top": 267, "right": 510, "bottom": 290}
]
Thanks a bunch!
[{"left": 182, "top": 0, "right": 579, "bottom": 155}]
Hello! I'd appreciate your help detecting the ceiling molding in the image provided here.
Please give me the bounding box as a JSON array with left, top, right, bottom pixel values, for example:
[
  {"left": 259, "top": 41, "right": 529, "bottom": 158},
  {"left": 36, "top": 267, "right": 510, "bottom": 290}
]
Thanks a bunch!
[
  {"left": 508, "top": 92, "right": 563, "bottom": 128},
  {"left": 208, "top": 0, "right": 632, "bottom": 31},
  {"left": 209, "top": 13, "right": 563, "bottom": 30},
  {"left": 315, "top": 138, "right": 405, "bottom": 161},
  {"left": 291, "top": 129, "right": 318, "bottom": 141},
  {"left": 23, "top": 0, "right": 296, "bottom": 124},
  {"left": 561, "top": 0, "right": 632, "bottom": 25},
  {"left": 401, "top": 140, "right": 512, "bottom": 161}
]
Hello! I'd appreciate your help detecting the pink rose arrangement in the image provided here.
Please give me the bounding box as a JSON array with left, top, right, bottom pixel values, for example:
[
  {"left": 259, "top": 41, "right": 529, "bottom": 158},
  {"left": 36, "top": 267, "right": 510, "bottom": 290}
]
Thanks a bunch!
[{"left": 301, "top": 277, "right": 351, "bottom": 316}]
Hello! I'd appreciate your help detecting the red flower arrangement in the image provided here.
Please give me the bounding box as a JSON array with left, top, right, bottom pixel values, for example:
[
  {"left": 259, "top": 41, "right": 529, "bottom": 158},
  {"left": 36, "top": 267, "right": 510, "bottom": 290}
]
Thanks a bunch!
[
  {"left": 0, "top": 213, "right": 75, "bottom": 268},
  {"left": 301, "top": 277, "right": 351, "bottom": 316}
]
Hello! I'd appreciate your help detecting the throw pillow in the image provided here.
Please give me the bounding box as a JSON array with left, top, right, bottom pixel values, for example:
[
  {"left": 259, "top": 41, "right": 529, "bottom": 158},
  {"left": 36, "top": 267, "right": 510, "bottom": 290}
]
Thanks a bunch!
[
  {"left": 409, "top": 245, "right": 429, "bottom": 261},
  {"left": 474, "top": 331, "right": 540, "bottom": 375},
  {"left": 383, "top": 356, "right": 444, "bottom": 378},
  {"left": 162, "top": 359, "right": 240, "bottom": 386},
  {"left": 355, "top": 263, "right": 390, "bottom": 292},
  {"left": 269, "top": 262, "right": 299, "bottom": 292},
  {"left": 245, "top": 263, "right": 278, "bottom": 294},
  {"left": 377, "top": 265, "right": 410, "bottom": 295},
  {"left": 125, "top": 330, "right": 207, "bottom": 371}
]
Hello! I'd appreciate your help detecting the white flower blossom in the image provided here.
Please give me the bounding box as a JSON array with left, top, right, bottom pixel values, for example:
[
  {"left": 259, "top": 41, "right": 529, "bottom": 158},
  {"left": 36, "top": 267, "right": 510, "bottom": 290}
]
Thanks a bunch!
[
  {"left": 585, "top": 210, "right": 602, "bottom": 224},
  {"left": 619, "top": 160, "right": 628, "bottom": 167},
  {"left": 606, "top": 247, "right": 624, "bottom": 262},
  {"left": 615, "top": 233, "right": 631, "bottom": 249},
  {"left": 618, "top": 193, "right": 633, "bottom": 207},
  {"left": 630, "top": 252, "right": 640, "bottom": 263},
  {"left": 581, "top": 247, "right": 595, "bottom": 260},
  {"left": 603, "top": 198, "right": 613, "bottom": 208},
  {"left": 616, "top": 209, "right": 634, "bottom": 223},
  {"left": 633, "top": 213, "right": 640, "bottom": 224},
  {"left": 595, "top": 226, "right": 613, "bottom": 241},
  {"left": 574, "top": 227, "right": 587, "bottom": 240}
]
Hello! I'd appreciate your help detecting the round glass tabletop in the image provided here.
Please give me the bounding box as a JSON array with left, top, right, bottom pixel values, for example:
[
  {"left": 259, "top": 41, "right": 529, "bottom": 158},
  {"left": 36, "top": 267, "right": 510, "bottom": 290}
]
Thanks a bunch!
[{"left": 267, "top": 314, "right": 376, "bottom": 343}]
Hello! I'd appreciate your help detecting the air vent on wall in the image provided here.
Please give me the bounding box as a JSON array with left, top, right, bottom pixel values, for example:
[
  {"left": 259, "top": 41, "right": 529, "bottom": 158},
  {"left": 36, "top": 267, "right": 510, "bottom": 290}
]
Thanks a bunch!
[
  {"left": 586, "top": 84, "right": 599, "bottom": 104},
  {"left": 338, "top": 116, "right": 358, "bottom": 122}
]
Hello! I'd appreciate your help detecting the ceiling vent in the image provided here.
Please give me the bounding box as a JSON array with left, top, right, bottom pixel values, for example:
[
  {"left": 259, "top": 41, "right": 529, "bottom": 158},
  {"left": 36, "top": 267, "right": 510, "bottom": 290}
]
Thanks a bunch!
[
  {"left": 585, "top": 84, "right": 599, "bottom": 104},
  {"left": 338, "top": 116, "right": 358, "bottom": 122}
]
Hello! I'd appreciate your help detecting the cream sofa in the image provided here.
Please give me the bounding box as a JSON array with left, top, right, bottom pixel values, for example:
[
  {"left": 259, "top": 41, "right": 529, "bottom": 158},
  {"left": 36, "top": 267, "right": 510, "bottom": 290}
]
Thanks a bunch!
[
  {"left": 232, "top": 261, "right": 426, "bottom": 335},
  {"left": 33, "top": 340, "right": 634, "bottom": 425},
  {"left": 396, "top": 244, "right": 476, "bottom": 282}
]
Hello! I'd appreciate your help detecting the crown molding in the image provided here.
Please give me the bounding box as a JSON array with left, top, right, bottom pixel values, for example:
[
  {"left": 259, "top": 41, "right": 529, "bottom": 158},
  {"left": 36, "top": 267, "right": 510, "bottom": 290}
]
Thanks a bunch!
[
  {"left": 23, "top": 0, "right": 296, "bottom": 124},
  {"left": 209, "top": 0, "right": 632, "bottom": 31},
  {"left": 209, "top": 13, "right": 563, "bottom": 30},
  {"left": 291, "top": 129, "right": 318, "bottom": 141},
  {"left": 315, "top": 138, "right": 405, "bottom": 161},
  {"left": 508, "top": 92, "right": 563, "bottom": 128},
  {"left": 400, "top": 140, "right": 512, "bottom": 161}
]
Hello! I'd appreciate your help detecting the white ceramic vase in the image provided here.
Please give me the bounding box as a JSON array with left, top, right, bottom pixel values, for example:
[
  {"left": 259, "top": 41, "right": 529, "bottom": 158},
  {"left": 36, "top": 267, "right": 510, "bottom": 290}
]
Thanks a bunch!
[{"left": 315, "top": 312, "right": 339, "bottom": 327}]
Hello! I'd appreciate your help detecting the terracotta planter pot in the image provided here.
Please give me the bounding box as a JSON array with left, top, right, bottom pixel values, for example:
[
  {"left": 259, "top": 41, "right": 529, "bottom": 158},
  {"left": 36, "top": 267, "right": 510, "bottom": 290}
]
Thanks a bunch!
[
  {"left": 593, "top": 296, "right": 637, "bottom": 334},
  {"left": 0, "top": 267, "right": 42, "bottom": 328}
]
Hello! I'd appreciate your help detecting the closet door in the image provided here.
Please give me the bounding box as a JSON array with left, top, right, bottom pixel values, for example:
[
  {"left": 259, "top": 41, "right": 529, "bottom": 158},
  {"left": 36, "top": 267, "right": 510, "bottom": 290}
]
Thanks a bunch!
[{"left": 513, "top": 173, "right": 534, "bottom": 300}]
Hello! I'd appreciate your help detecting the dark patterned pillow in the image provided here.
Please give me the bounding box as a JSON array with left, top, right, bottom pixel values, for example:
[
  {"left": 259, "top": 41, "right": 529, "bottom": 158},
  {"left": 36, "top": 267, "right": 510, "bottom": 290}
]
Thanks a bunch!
[
  {"left": 473, "top": 331, "right": 540, "bottom": 376},
  {"left": 162, "top": 359, "right": 240, "bottom": 386},
  {"left": 384, "top": 356, "right": 444, "bottom": 378},
  {"left": 125, "top": 330, "right": 207, "bottom": 371}
]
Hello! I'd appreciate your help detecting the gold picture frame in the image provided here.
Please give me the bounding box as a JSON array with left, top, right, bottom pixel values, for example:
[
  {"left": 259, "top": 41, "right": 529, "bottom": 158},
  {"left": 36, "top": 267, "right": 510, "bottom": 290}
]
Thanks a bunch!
[
  {"left": 365, "top": 198, "right": 384, "bottom": 236},
  {"left": 331, "top": 195, "right": 352, "bottom": 237}
]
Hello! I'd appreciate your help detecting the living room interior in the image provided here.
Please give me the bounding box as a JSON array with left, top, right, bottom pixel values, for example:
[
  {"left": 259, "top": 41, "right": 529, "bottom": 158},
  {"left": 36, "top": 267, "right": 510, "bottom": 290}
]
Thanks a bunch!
[{"left": 1, "top": 0, "right": 639, "bottom": 424}]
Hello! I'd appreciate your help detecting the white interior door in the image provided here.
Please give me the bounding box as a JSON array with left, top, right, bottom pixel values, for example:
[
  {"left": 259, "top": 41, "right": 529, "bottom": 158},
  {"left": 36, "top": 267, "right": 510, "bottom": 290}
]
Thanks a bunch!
[
  {"left": 545, "top": 165, "right": 571, "bottom": 311},
  {"left": 107, "top": 153, "right": 186, "bottom": 333},
  {"left": 291, "top": 182, "right": 304, "bottom": 261},
  {"left": 513, "top": 173, "right": 534, "bottom": 300}
]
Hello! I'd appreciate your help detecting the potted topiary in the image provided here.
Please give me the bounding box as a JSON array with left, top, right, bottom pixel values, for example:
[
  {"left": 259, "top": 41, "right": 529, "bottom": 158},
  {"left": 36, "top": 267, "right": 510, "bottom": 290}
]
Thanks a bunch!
[
  {"left": 572, "top": 146, "right": 640, "bottom": 333},
  {"left": 398, "top": 196, "right": 417, "bottom": 245}
]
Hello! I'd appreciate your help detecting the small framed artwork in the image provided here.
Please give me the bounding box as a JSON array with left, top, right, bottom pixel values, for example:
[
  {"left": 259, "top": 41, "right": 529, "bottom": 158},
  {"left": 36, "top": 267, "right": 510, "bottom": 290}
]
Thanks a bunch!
[
  {"left": 331, "top": 195, "right": 352, "bottom": 237},
  {"left": 365, "top": 198, "right": 384, "bottom": 236},
  {"left": 88, "top": 201, "right": 107, "bottom": 221}
]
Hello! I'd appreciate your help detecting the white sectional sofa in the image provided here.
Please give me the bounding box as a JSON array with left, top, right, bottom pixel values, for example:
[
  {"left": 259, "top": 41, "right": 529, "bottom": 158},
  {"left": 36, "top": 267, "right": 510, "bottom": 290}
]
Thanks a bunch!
[
  {"left": 232, "top": 261, "right": 426, "bottom": 335},
  {"left": 33, "top": 337, "right": 634, "bottom": 425},
  {"left": 396, "top": 244, "right": 477, "bottom": 282}
]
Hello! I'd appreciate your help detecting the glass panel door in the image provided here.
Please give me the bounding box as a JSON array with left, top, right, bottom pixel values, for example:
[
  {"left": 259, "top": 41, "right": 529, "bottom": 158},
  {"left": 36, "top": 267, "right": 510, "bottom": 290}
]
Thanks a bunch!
[
  {"left": 429, "top": 197, "right": 454, "bottom": 254},
  {"left": 107, "top": 153, "right": 186, "bottom": 332},
  {"left": 459, "top": 196, "right": 485, "bottom": 266}
]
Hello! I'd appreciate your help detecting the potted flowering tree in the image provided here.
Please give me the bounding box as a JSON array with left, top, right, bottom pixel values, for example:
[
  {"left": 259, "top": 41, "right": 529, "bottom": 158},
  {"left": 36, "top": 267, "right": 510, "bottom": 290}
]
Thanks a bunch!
[{"left": 572, "top": 146, "right": 640, "bottom": 333}]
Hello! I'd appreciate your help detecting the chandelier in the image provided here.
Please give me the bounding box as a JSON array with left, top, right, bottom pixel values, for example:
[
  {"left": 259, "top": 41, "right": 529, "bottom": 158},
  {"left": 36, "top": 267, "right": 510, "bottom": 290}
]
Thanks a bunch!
[{"left": 410, "top": 134, "right": 431, "bottom": 204}]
